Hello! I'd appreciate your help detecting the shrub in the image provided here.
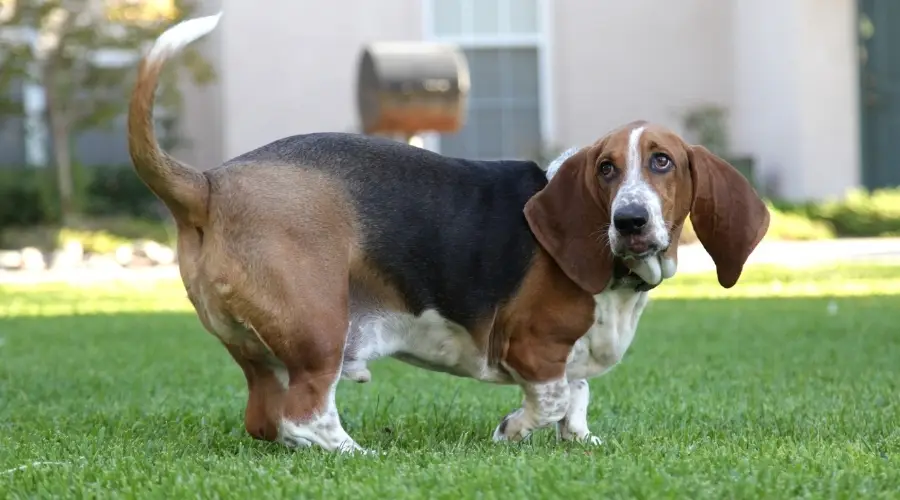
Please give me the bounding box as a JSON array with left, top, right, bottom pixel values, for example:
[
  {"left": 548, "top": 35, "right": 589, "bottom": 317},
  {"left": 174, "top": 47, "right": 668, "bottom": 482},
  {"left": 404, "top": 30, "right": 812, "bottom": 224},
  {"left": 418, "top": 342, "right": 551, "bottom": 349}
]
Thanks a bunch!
[
  {"left": 807, "top": 188, "right": 900, "bottom": 237},
  {"left": 0, "top": 167, "right": 51, "bottom": 229},
  {"left": 1, "top": 216, "right": 174, "bottom": 252},
  {"left": 0, "top": 162, "right": 167, "bottom": 229},
  {"left": 83, "top": 165, "right": 166, "bottom": 220}
]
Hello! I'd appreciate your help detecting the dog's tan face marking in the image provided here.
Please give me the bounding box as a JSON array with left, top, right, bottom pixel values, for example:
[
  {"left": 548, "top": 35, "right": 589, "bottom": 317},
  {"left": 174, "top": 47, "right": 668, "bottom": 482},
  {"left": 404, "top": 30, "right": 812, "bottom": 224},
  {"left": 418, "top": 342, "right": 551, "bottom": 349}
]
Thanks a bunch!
[{"left": 585, "top": 122, "right": 693, "bottom": 261}]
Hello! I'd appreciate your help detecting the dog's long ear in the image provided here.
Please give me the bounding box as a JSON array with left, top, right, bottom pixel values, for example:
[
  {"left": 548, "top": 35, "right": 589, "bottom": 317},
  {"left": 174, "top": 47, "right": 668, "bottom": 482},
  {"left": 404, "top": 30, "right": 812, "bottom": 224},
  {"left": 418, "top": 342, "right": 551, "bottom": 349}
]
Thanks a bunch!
[
  {"left": 524, "top": 148, "right": 614, "bottom": 294},
  {"left": 688, "top": 145, "right": 770, "bottom": 288}
]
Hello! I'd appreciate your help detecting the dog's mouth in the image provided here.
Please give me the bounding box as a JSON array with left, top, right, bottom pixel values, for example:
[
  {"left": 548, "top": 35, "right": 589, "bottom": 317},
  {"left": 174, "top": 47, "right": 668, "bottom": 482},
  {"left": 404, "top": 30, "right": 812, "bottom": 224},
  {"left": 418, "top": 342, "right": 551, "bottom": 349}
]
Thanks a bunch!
[{"left": 615, "top": 235, "right": 663, "bottom": 259}]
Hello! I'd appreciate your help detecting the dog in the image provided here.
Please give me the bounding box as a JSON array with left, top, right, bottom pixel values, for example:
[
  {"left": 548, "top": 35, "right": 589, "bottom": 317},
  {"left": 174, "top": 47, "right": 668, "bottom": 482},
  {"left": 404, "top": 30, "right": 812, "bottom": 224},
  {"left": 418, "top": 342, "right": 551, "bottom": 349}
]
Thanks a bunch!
[{"left": 127, "top": 13, "right": 770, "bottom": 453}]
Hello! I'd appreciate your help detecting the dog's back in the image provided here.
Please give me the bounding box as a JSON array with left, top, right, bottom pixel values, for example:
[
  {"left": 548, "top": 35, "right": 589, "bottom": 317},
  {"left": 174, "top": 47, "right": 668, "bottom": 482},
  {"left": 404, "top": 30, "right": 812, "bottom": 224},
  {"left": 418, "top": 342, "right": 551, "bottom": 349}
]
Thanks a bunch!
[{"left": 213, "top": 132, "right": 549, "bottom": 330}]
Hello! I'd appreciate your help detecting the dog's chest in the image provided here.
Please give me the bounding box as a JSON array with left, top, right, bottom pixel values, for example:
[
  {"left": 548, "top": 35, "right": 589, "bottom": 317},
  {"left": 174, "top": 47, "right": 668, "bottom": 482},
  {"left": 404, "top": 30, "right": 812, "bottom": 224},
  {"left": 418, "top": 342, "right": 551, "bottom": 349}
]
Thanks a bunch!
[
  {"left": 565, "top": 288, "right": 649, "bottom": 380},
  {"left": 343, "top": 308, "right": 510, "bottom": 383}
]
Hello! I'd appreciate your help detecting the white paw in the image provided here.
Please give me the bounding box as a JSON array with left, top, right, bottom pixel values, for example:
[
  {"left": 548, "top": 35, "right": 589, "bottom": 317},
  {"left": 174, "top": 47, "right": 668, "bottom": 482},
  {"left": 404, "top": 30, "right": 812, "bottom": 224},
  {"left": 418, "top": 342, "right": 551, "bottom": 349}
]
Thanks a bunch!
[
  {"left": 340, "top": 443, "right": 376, "bottom": 456},
  {"left": 581, "top": 434, "right": 603, "bottom": 446},
  {"left": 492, "top": 409, "right": 530, "bottom": 442},
  {"left": 341, "top": 361, "right": 372, "bottom": 383},
  {"left": 558, "top": 426, "right": 603, "bottom": 446}
]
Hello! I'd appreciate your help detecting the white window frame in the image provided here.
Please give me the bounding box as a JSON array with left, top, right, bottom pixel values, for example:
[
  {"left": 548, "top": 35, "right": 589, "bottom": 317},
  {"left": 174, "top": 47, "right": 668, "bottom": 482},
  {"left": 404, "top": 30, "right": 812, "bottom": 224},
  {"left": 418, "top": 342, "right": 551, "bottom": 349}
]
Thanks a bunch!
[{"left": 420, "top": 0, "right": 555, "bottom": 156}]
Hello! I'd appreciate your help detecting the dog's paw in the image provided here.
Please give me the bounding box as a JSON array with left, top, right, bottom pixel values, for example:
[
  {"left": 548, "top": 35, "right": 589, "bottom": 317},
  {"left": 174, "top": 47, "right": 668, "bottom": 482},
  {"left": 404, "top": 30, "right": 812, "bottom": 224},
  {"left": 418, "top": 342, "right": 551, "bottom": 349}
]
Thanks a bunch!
[
  {"left": 558, "top": 431, "right": 603, "bottom": 446},
  {"left": 492, "top": 409, "right": 532, "bottom": 443},
  {"left": 557, "top": 423, "right": 603, "bottom": 446},
  {"left": 341, "top": 361, "right": 372, "bottom": 383}
]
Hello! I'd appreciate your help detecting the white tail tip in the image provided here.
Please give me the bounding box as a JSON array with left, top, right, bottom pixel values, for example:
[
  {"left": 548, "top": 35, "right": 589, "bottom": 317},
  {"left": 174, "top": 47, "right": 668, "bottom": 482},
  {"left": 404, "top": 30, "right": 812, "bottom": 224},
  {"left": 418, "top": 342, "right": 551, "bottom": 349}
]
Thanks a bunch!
[{"left": 148, "top": 11, "right": 223, "bottom": 62}]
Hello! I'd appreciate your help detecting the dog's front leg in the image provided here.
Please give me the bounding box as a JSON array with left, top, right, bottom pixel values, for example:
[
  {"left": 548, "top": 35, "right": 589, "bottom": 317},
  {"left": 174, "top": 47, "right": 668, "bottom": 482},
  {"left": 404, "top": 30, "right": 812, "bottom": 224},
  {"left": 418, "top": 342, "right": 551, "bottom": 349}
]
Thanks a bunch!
[
  {"left": 556, "top": 379, "right": 603, "bottom": 445},
  {"left": 492, "top": 375, "right": 570, "bottom": 442}
]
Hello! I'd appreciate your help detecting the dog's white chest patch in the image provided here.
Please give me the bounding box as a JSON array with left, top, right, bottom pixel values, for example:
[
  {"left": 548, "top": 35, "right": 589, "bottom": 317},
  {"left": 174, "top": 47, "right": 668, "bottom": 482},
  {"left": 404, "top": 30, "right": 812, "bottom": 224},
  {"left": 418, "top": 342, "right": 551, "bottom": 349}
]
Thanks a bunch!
[
  {"left": 343, "top": 308, "right": 509, "bottom": 383},
  {"left": 565, "top": 288, "right": 649, "bottom": 380}
]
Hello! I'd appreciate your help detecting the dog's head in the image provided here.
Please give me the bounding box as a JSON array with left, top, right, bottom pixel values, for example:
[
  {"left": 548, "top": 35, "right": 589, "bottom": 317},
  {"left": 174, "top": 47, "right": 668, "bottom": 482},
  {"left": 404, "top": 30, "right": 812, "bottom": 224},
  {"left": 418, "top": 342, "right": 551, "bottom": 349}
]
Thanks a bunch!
[{"left": 525, "top": 120, "right": 770, "bottom": 294}]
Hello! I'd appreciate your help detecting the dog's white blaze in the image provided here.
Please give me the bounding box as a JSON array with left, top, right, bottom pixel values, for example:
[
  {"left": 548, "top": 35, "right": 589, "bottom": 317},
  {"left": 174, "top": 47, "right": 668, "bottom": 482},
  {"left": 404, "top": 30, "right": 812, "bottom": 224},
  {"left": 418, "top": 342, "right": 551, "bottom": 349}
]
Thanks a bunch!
[
  {"left": 148, "top": 11, "right": 222, "bottom": 62},
  {"left": 626, "top": 126, "right": 646, "bottom": 180},
  {"left": 343, "top": 308, "right": 510, "bottom": 384},
  {"left": 565, "top": 288, "right": 648, "bottom": 381}
]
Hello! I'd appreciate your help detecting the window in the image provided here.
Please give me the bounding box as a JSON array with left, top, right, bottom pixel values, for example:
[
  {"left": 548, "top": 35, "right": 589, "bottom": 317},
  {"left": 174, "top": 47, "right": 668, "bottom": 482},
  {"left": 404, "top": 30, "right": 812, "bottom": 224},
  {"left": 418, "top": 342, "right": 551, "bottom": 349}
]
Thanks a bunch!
[{"left": 425, "top": 0, "right": 548, "bottom": 161}]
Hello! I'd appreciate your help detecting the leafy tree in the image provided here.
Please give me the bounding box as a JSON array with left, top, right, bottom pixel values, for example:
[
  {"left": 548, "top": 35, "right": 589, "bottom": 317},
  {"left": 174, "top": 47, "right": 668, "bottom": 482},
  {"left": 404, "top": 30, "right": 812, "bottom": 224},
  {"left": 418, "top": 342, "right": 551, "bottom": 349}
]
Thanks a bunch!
[{"left": 0, "top": 0, "right": 215, "bottom": 225}]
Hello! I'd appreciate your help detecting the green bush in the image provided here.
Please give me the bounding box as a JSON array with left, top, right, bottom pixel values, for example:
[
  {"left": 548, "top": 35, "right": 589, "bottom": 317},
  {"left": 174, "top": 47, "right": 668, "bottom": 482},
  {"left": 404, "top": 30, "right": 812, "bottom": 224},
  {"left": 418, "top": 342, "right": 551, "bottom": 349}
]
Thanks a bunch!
[
  {"left": 1, "top": 217, "right": 174, "bottom": 252},
  {"left": 806, "top": 188, "right": 900, "bottom": 237},
  {"left": 0, "top": 163, "right": 164, "bottom": 225},
  {"left": 83, "top": 165, "right": 165, "bottom": 220},
  {"left": 0, "top": 167, "right": 52, "bottom": 229},
  {"left": 0, "top": 163, "right": 173, "bottom": 251}
]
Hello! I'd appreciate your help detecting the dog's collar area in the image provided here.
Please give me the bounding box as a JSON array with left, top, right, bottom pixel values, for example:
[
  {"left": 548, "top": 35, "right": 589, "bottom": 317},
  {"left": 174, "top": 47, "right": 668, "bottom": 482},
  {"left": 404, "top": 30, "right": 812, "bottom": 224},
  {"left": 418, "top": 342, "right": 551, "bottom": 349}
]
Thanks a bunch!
[{"left": 611, "top": 259, "right": 658, "bottom": 292}]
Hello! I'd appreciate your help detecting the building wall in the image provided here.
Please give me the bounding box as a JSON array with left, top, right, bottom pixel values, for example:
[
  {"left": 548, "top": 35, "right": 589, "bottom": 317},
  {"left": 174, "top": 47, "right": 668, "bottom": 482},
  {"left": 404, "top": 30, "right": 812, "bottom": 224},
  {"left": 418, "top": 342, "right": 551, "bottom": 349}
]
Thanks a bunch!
[
  {"left": 174, "top": 0, "right": 224, "bottom": 169},
  {"left": 731, "top": 0, "right": 859, "bottom": 201},
  {"left": 177, "top": 0, "right": 861, "bottom": 201},
  {"left": 551, "top": 0, "right": 734, "bottom": 148},
  {"left": 216, "top": 0, "right": 423, "bottom": 160}
]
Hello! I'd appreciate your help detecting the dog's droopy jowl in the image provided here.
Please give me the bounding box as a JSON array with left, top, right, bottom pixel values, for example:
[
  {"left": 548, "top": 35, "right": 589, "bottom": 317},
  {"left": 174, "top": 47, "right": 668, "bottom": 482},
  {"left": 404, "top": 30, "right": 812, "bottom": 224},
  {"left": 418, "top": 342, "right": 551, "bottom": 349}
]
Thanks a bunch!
[{"left": 128, "top": 13, "right": 770, "bottom": 453}]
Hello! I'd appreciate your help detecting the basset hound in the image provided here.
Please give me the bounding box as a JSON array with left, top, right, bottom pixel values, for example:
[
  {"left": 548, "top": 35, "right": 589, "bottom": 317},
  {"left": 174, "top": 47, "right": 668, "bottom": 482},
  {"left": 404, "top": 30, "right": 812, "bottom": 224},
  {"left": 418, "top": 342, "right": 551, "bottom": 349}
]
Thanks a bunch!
[{"left": 127, "top": 13, "right": 770, "bottom": 453}]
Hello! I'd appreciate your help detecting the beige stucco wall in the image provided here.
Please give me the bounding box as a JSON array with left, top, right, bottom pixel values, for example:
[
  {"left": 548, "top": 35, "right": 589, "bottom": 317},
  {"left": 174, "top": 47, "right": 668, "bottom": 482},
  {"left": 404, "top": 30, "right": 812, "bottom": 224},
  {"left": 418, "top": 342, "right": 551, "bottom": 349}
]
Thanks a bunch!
[
  {"left": 174, "top": 0, "right": 224, "bottom": 169},
  {"left": 177, "top": 0, "right": 861, "bottom": 201},
  {"left": 217, "top": 0, "right": 423, "bottom": 160},
  {"left": 551, "top": 0, "right": 734, "bottom": 148},
  {"left": 732, "top": 0, "right": 859, "bottom": 201}
]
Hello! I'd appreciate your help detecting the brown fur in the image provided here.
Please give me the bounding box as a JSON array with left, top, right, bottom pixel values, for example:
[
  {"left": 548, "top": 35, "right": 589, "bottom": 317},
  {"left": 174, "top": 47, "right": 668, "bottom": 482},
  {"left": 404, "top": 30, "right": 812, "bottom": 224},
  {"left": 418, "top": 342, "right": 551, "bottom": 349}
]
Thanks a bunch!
[
  {"left": 524, "top": 122, "right": 768, "bottom": 294},
  {"left": 501, "top": 123, "right": 769, "bottom": 384},
  {"left": 493, "top": 248, "right": 596, "bottom": 381}
]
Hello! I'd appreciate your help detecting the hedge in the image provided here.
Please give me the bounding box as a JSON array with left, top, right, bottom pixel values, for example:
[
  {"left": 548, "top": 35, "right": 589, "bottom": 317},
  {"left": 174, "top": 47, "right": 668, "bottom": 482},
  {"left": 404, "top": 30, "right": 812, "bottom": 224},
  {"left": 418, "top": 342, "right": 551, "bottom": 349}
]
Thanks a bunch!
[{"left": 0, "top": 164, "right": 172, "bottom": 250}]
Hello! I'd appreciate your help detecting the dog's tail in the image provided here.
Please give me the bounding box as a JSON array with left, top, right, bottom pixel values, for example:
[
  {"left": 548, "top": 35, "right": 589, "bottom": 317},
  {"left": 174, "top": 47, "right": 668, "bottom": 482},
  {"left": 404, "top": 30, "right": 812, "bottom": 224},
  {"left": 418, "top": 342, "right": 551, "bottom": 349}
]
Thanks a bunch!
[{"left": 128, "top": 12, "right": 222, "bottom": 227}]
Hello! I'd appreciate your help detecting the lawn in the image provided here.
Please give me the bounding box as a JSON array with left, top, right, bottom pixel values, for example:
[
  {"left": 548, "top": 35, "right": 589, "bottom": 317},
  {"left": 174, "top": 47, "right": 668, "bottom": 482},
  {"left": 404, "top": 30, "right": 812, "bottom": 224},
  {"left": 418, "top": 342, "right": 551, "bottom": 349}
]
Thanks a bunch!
[{"left": 1, "top": 262, "right": 899, "bottom": 498}]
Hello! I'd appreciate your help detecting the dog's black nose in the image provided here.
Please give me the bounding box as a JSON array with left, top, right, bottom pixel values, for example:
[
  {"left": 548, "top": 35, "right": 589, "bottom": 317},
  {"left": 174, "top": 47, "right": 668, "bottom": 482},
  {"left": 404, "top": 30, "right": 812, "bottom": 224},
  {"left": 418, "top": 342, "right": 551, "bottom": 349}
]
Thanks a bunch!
[{"left": 613, "top": 204, "right": 650, "bottom": 235}]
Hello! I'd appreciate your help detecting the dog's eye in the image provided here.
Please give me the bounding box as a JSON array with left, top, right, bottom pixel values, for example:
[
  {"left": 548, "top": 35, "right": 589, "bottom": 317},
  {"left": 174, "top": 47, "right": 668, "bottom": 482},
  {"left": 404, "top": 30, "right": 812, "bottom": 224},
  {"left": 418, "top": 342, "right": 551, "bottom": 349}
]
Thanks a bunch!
[
  {"left": 650, "top": 153, "right": 673, "bottom": 173},
  {"left": 598, "top": 161, "right": 616, "bottom": 178}
]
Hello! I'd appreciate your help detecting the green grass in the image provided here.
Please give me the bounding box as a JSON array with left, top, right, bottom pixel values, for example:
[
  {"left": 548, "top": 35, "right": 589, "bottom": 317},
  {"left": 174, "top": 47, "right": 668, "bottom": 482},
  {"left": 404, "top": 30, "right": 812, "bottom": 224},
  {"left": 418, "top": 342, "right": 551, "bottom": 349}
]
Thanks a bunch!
[{"left": 1, "top": 263, "right": 899, "bottom": 498}]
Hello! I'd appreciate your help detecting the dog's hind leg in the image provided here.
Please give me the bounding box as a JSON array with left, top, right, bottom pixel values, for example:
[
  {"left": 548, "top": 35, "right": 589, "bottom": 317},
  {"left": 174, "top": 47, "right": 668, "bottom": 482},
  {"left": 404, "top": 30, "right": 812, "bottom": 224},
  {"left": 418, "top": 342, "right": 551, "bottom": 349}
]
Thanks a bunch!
[
  {"left": 224, "top": 344, "right": 287, "bottom": 443},
  {"left": 227, "top": 259, "right": 365, "bottom": 454}
]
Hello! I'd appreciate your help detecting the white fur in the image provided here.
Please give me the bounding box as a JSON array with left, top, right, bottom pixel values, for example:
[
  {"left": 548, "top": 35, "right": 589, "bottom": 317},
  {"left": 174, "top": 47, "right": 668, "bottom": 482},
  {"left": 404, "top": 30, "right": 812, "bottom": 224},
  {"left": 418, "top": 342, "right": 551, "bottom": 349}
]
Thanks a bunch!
[
  {"left": 556, "top": 379, "right": 602, "bottom": 444},
  {"left": 546, "top": 146, "right": 580, "bottom": 179},
  {"left": 566, "top": 288, "right": 648, "bottom": 381},
  {"left": 608, "top": 126, "right": 670, "bottom": 256},
  {"left": 492, "top": 371, "right": 570, "bottom": 442},
  {"left": 342, "top": 308, "right": 510, "bottom": 384},
  {"left": 147, "top": 12, "right": 222, "bottom": 62},
  {"left": 340, "top": 282, "right": 650, "bottom": 445},
  {"left": 661, "top": 256, "right": 678, "bottom": 279},
  {"left": 278, "top": 374, "right": 366, "bottom": 454}
]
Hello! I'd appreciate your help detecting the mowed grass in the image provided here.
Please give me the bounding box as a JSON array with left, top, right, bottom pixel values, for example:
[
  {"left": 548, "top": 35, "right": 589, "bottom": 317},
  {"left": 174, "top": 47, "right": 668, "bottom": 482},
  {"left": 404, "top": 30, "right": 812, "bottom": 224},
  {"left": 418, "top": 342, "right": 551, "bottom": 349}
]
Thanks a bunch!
[{"left": 1, "top": 262, "right": 899, "bottom": 498}]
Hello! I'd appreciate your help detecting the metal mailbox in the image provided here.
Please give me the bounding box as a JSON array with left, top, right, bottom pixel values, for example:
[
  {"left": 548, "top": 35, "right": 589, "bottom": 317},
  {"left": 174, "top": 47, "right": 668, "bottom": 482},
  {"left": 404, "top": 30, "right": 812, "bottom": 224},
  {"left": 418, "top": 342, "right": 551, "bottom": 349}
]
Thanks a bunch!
[{"left": 356, "top": 42, "right": 470, "bottom": 137}]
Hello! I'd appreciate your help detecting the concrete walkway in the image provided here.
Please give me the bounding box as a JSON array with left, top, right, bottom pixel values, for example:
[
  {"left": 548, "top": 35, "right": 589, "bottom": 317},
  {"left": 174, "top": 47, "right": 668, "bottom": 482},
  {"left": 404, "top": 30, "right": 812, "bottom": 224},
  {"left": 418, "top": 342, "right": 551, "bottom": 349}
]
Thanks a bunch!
[{"left": 3, "top": 238, "right": 900, "bottom": 285}]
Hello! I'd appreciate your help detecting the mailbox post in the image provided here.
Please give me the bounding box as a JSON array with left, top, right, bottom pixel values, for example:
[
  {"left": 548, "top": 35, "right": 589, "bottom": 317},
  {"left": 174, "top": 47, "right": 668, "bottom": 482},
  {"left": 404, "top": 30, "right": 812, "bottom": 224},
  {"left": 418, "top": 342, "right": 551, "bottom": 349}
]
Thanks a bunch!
[{"left": 356, "top": 42, "right": 470, "bottom": 146}]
